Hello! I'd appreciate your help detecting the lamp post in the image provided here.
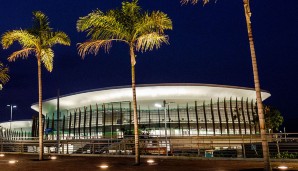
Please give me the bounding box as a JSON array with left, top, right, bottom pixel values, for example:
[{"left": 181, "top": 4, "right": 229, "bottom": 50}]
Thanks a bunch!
[
  {"left": 0, "top": 126, "right": 2, "bottom": 138},
  {"left": 162, "top": 100, "right": 168, "bottom": 156},
  {"left": 155, "top": 100, "right": 174, "bottom": 156},
  {"left": 284, "top": 127, "right": 287, "bottom": 142},
  {"left": 7, "top": 105, "right": 17, "bottom": 130}
]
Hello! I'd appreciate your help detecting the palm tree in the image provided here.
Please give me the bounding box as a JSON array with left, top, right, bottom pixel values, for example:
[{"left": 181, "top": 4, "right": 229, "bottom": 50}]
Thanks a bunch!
[
  {"left": 182, "top": 0, "right": 271, "bottom": 170},
  {"left": 243, "top": 0, "right": 271, "bottom": 170},
  {"left": 0, "top": 62, "right": 9, "bottom": 86},
  {"left": 1, "top": 11, "right": 70, "bottom": 160},
  {"left": 77, "top": 0, "right": 172, "bottom": 165}
]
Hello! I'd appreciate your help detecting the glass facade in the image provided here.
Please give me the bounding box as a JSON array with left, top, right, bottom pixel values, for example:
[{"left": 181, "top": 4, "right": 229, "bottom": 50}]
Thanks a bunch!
[{"left": 36, "top": 98, "right": 259, "bottom": 139}]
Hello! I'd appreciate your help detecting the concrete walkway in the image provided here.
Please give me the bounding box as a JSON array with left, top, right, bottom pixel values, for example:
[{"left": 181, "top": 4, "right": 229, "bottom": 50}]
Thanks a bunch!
[{"left": 0, "top": 154, "right": 297, "bottom": 171}]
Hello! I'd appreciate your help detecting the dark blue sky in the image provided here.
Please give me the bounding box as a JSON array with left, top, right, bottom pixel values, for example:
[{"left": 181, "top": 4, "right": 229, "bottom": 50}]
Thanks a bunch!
[{"left": 0, "top": 0, "right": 297, "bottom": 132}]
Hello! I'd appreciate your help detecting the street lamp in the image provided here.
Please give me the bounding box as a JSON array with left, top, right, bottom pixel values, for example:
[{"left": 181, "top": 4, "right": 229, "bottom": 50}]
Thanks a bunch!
[
  {"left": 7, "top": 104, "right": 17, "bottom": 130},
  {"left": 155, "top": 100, "right": 174, "bottom": 156}
]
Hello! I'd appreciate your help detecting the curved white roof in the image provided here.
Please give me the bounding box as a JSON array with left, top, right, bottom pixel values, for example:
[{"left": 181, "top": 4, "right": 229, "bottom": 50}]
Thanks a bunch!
[
  {"left": 31, "top": 83, "right": 271, "bottom": 114},
  {"left": 0, "top": 120, "right": 32, "bottom": 131}
]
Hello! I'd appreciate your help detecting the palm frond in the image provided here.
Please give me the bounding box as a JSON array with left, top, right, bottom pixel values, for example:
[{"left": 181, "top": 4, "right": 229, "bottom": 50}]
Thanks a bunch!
[
  {"left": 77, "top": 10, "right": 128, "bottom": 41},
  {"left": 1, "top": 30, "right": 37, "bottom": 49},
  {"left": 135, "top": 32, "right": 169, "bottom": 52},
  {"left": 77, "top": 0, "right": 172, "bottom": 57},
  {"left": 134, "top": 11, "right": 172, "bottom": 39},
  {"left": 77, "top": 40, "right": 113, "bottom": 58},
  {"left": 121, "top": 0, "right": 141, "bottom": 17},
  {"left": 181, "top": 0, "right": 210, "bottom": 5},
  {"left": 47, "top": 31, "right": 71, "bottom": 47},
  {"left": 41, "top": 48, "right": 54, "bottom": 72},
  {"left": 0, "top": 62, "right": 9, "bottom": 85},
  {"left": 89, "top": 16, "right": 128, "bottom": 40},
  {"left": 32, "top": 11, "right": 51, "bottom": 32},
  {"left": 7, "top": 48, "right": 36, "bottom": 62},
  {"left": 2, "top": 10, "right": 69, "bottom": 75},
  {"left": 77, "top": 9, "right": 105, "bottom": 32}
]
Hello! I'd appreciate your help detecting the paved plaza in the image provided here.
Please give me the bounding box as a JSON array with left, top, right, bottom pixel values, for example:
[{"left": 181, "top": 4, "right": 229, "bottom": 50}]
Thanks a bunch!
[{"left": 0, "top": 154, "right": 297, "bottom": 171}]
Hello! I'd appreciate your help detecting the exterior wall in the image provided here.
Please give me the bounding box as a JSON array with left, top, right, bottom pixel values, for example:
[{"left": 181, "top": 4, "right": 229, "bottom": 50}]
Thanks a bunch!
[
  {"left": 0, "top": 120, "right": 32, "bottom": 132},
  {"left": 42, "top": 97, "right": 260, "bottom": 139},
  {"left": 0, "top": 120, "right": 32, "bottom": 139}
]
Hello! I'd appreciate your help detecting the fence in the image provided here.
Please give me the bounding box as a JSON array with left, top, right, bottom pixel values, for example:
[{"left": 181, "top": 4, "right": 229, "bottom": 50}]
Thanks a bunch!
[{"left": 0, "top": 133, "right": 297, "bottom": 159}]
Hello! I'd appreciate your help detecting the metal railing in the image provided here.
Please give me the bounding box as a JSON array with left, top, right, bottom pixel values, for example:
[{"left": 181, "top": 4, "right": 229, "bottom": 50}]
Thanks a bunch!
[{"left": 0, "top": 133, "right": 297, "bottom": 159}]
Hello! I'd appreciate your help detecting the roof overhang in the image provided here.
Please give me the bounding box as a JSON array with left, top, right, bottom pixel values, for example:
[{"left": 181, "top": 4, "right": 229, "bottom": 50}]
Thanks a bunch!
[{"left": 31, "top": 83, "right": 271, "bottom": 114}]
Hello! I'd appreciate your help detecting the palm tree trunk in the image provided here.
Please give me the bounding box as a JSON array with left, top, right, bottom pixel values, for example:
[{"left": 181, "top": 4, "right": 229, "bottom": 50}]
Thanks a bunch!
[
  {"left": 37, "top": 57, "right": 44, "bottom": 161},
  {"left": 130, "top": 45, "right": 140, "bottom": 165},
  {"left": 243, "top": 0, "right": 271, "bottom": 170}
]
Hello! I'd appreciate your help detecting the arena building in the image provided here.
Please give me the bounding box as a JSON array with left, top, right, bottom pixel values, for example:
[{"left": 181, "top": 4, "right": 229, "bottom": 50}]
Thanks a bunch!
[{"left": 30, "top": 83, "right": 270, "bottom": 139}]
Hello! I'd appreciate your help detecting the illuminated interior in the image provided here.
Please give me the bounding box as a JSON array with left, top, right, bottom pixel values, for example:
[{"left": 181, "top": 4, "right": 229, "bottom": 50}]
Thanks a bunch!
[{"left": 30, "top": 84, "right": 270, "bottom": 138}]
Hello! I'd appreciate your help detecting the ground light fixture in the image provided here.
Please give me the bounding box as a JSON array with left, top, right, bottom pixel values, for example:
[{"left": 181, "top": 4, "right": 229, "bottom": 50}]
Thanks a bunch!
[
  {"left": 50, "top": 156, "right": 57, "bottom": 160},
  {"left": 0, "top": 154, "right": 5, "bottom": 157},
  {"left": 147, "top": 159, "right": 154, "bottom": 164},
  {"left": 147, "top": 159, "right": 158, "bottom": 165},
  {"left": 277, "top": 166, "right": 289, "bottom": 170},
  {"left": 8, "top": 160, "right": 18, "bottom": 164},
  {"left": 98, "top": 164, "right": 109, "bottom": 169}
]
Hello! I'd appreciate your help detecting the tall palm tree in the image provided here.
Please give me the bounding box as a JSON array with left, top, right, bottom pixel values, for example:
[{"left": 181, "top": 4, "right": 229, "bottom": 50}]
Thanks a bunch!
[
  {"left": 182, "top": 0, "right": 271, "bottom": 170},
  {"left": 1, "top": 11, "right": 70, "bottom": 160},
  {"left": 0, "top": 62, "right": 9, "bottom": 86},
  {"left": 243, "top": 0, "right": 271, "bottom": 170},
  {"left": 77, "top": 0, "right": 172, "bottom": 165}
]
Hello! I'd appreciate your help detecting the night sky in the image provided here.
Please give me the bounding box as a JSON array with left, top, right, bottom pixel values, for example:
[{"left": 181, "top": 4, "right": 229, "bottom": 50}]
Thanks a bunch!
[{"left": 0, "top": 0, "right": 297, "bottom": 132}]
